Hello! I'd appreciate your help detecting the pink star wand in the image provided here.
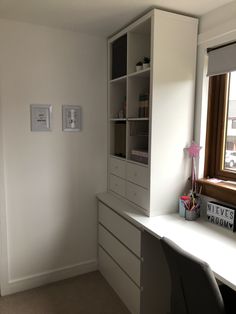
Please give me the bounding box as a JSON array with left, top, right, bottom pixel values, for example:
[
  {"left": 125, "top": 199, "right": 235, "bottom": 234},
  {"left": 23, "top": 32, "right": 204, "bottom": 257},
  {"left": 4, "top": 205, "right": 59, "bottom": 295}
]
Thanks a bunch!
[{"left": 185, "top": 141, "right": 202, "bottom": 193}]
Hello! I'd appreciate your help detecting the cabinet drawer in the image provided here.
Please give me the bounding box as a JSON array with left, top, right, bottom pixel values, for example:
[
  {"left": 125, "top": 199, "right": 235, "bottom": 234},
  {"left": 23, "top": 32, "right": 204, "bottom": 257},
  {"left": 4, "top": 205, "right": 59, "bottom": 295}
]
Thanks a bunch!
[
  {"left": 126, "top": 181, "right": 149, "bottom": 209},
  {"left": 99, "top": 225, "right": 140, "bottom": 286},
  {"left": 99, "top": 247, "right": 140, "bottom": 314},
  {"left": 126, "top": 162, "right": 149, "bottom": 188},
  {"left": 98, "top": 202, "right": 141, "bottom": 257},
  {"left": 109, "top": 175, "right": 125, "bottom": 197},
  {"left": 110, "top": 157, "right": 126, "bottom": 178}
]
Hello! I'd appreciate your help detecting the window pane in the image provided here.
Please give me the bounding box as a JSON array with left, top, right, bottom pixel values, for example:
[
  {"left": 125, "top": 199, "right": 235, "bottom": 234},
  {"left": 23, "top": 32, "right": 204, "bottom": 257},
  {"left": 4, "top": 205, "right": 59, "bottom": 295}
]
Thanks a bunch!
[{"left": 224, "top": 71, "right": 236, "bottom": 170}]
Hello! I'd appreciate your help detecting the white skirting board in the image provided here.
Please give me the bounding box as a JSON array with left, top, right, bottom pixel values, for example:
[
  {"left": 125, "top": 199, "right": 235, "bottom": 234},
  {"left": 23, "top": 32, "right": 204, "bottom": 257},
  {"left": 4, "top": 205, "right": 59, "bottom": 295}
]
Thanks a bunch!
[{"left": 2, "top": 259, "right": 97, "bottom": 296}]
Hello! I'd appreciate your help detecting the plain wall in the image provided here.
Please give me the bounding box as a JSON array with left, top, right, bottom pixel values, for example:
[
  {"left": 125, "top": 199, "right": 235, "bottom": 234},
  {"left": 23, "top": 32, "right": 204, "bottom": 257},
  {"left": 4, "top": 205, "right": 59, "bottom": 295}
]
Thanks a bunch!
[
  {"left": 199, "top": 1, "right": 236, "bottom": 34},
  {"left": 0, "top": 19, "right": 107, "bottom": 295}
]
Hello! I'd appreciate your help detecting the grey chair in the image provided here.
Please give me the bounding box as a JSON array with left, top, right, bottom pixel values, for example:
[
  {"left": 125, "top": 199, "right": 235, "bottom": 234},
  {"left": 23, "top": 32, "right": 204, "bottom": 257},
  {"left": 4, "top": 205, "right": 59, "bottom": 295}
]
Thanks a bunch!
[{"left": 160, "top": 237, "right": 236, "bottom": 314}]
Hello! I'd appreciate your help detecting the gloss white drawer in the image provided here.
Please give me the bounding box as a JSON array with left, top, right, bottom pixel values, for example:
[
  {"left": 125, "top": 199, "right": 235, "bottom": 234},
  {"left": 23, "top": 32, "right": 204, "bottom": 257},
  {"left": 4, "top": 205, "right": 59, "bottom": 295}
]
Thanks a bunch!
[
  {"left": 99, "top": 247, "right": 140, "bottom": 314},
  {"left": 126, "top": 181, "right": 149, "bottom": 209},
  {"left": 126, "top": 162, "right": 149, "bottom": 188},
  {"left": 110, "top": 157, "right": 126, "bottom": 178},
  {"left": 109, "top": 174, "right": 125, "bottom": 197},
  {"left": 99, "top": 225, "right": 141, "bottom": 286},
  {"left": 98, "top": 202, "right": 141, "bottom": 257}
]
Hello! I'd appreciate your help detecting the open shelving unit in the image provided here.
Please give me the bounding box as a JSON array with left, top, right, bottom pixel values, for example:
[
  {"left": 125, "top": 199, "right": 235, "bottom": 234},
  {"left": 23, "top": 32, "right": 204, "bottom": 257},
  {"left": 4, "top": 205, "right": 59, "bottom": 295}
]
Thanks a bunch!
[
  {"left": 109, "top": 17, "right": 151, "bottom": 166},
  {"left": 107, "top": 9, "right": 198, "bottom": 215}
]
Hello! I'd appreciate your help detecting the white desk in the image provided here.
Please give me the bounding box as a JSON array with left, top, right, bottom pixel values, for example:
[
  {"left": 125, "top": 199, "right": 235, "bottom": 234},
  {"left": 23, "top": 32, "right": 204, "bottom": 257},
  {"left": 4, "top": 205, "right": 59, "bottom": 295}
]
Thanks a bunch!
[{"left": 97, "top": 192, "right": 236, "bottom": 292}]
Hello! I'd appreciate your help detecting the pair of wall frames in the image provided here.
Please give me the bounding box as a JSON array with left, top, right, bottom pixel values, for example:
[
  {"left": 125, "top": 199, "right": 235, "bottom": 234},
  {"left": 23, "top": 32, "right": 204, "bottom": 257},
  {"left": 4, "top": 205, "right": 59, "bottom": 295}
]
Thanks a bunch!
[{"left": 30, "top": 105, "right": 81, "bottom": 132}]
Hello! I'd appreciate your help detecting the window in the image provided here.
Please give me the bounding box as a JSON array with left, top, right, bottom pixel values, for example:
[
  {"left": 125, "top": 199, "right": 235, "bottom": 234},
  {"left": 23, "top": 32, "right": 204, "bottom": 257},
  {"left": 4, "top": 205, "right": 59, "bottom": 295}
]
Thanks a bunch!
[
  {"left": 200, "top": 72, "right": 236, "bottom": 205},
  {"left": 204, "top": 71, "right": 236, "bottom": 180},
  {"left": 199, "top": 43, "right": 236, "bottom": 205}
]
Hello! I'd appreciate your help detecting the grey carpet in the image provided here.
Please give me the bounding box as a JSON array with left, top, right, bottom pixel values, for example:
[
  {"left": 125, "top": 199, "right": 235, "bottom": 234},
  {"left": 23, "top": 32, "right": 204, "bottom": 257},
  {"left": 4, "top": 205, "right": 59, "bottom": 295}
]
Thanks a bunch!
[{"left": 0, "top": 271, "right": 130, "bottom": 314}]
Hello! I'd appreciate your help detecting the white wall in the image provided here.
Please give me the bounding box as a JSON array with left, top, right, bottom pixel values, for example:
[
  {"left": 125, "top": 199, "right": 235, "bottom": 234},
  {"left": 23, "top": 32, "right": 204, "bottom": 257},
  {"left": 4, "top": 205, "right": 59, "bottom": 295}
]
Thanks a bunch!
[
  {"left": 0, "top": 19, "right": 107, "bottom": 295},
  {"left": 195, "top": 1, "right": 236, "bottom": 178},
  {"left": 199, "top": 1, "right": 236, "bottom": 34}
]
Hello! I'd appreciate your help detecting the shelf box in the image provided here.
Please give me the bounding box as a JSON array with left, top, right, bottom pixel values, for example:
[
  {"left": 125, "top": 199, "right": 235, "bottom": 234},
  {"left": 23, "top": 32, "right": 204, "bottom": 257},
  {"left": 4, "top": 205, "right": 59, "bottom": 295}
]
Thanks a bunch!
[
  {"left": 128, "top": 18, "right": 151, "bottom": 74},
  {"left": 110, "top": 78, "right": 126, "bottom": 119},
  {"left": 111, "top": 34, "right": 127, "bottom": 80},
  {"left": 128, "top": 74, "right": 150, "bottom": 119},
  {"left": 131, "top": 149, "right": 148, "bottom": 165},
  {"left": 110, "top": 121, "right": 126, "bottom": 159}
]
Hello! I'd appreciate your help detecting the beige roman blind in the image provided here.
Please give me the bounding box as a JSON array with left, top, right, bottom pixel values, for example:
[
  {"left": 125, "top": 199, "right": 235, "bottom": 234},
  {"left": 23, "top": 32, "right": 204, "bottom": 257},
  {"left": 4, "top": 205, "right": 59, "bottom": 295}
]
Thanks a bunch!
[{"left": 207, "top": 42, "right": 236, "bottom": 76}]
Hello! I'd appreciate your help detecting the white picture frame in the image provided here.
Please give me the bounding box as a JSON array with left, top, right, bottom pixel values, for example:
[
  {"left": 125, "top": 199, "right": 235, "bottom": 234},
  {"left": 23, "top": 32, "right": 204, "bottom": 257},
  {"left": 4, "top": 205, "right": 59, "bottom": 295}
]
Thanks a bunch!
[
  {"left": 62, "top": 105, "right": 81, "bottom": 132},
  {"left": 30, "top": 104, "right": 52, "bottom": 132}
]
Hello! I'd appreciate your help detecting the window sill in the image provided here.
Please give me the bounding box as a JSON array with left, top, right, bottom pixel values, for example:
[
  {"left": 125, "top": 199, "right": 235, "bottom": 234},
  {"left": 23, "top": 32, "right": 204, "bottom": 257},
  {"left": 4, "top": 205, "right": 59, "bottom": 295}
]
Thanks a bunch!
[{"left": 197, "top": 178, "right": 236, "bottom": 206}]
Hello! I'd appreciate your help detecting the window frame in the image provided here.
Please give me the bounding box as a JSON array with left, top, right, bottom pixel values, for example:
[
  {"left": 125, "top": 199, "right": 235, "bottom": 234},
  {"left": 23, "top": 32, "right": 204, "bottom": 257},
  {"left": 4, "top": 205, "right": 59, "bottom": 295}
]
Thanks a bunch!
[
  {"left": 198, "top": 72, "right": 236, "bottom": 206},
  {"left": 204, "top": 73, "right": 236, "bottom": 182}
]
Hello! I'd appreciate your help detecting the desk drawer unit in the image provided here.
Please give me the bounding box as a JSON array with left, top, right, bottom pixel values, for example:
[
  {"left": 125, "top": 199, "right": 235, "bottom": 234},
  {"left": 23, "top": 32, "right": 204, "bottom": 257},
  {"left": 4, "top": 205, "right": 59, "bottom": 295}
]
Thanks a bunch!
[
  {"left": 99, "top": 224, "right": 140, "bottom": 286},
  {"left": 126, "top": 181, "right": 149, "bottom": 209},
  {"left": 109, "top": 174, "right": 126, "bottom": 197},
  {"left": 99, "top": 247, "right": 140, "bottom": 314},
  {"left": 98, "top": 202, "right": 141, "bottom": 257},
  {"left": 126, "top": 162, "right": 149, "bottom": 189},
  {"left": 110, "top": 157, "right": 126, "bottom": 178}
]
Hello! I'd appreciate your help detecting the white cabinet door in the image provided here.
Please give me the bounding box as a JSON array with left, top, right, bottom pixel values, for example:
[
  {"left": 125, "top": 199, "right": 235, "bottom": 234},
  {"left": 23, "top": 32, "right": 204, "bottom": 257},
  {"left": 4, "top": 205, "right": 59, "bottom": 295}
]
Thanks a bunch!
[
  {"left": 110, "top": 157, "right": 126, "bottom": 178},
  {"left": 109, "top": 174, "right": 126, "bottom": 197},
  {"left": 99, "top": 225, "right": 141, "bottom": 286},
  {"left": 98, "top": 202, "right": 141, "bottom": 257},
  {"left": 126, "top": 181, "right": 149, "bottom": 209},
  {"left": 126, "top": 162, "right": 149, "bottom": 188},
  {"left": 99, "top": 247, "right": 140, "bottom": 314}
]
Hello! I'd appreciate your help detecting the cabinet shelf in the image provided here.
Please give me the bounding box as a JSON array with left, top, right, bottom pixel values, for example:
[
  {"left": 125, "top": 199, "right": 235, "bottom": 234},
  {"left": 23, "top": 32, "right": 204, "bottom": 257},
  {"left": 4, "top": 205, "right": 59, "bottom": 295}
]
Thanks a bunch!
[
  {"left": 110, "top": 154, "right": 126, "bottom": 160},
  {"left": 128, "top": 118, "right": 149, "bottom": 121},
  {"left": 110, "top": 75, "right": 127, "bottom": 83},
  {"left": 110, "top": 118, "right": 126, "bottom": 121},
  {"left": 128, "top": 68, "right": 150, "bottom": 78},
  {"left": 127, "top": 159, "right": 149, "bottom": 168},
  {"left": 127, "top": 158, "right": 149, "bottom": 167}
]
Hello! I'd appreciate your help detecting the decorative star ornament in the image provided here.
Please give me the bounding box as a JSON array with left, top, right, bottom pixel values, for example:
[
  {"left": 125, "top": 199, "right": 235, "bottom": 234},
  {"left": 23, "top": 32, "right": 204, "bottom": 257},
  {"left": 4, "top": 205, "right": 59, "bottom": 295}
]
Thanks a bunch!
[{"left": 186, "top": 141, "right": 202, "bottom": 158}]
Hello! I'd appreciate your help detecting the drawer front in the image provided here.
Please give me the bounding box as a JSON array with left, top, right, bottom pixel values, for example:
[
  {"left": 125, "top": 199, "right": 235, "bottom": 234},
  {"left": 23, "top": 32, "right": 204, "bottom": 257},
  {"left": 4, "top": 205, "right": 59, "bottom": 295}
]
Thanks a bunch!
[
  {"left": 98, "top": 202, "right": 141, "bottom": 257},
  {"left": 109, "top": 175, "right": 125, "bottom": 197},
  {"left": 99, "top": 225, "right": 140, "bottom": 286},
  {"left": 99, "top": 247, "right": 140, "bottom": 314},
  {"left": 126, "top": 181, "right": 149, "bottom": 209},
  {"left": 126, "top": 162, "right": 149, "bottom": 188},
  {"left": 110, "top": 157, "right": 126, "bottom": 178}
]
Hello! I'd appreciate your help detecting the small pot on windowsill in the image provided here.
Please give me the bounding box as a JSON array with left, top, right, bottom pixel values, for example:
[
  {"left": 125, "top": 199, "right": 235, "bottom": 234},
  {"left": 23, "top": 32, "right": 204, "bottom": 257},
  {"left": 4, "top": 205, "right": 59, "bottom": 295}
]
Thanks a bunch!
[
  {"left": 136, "top": 62, "right": 143, "bottom": 71},
  {"left": 143, "top": 57, "right": 150, "bottom": 70}
]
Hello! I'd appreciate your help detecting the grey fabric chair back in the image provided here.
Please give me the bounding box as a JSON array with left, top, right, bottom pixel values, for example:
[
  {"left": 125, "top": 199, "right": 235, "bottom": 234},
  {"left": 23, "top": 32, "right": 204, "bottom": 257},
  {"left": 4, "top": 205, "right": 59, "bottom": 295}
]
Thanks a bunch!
[{"left": 160, "top": 237, "right": 225, "bottom": 314}]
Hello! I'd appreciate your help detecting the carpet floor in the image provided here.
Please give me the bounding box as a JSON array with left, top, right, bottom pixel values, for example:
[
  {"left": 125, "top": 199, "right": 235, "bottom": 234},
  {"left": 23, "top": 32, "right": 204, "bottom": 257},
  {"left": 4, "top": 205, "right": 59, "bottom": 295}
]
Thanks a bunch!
[{"left": 0, "top": 271, "right": 130, "bottom": 314}]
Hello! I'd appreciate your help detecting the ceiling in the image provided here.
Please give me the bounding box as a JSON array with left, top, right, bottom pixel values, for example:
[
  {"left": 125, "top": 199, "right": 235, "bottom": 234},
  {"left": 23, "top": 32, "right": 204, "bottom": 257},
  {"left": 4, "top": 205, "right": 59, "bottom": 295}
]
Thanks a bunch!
[{"left": 0, "top": 0, "right": 234, "bottom": 36}]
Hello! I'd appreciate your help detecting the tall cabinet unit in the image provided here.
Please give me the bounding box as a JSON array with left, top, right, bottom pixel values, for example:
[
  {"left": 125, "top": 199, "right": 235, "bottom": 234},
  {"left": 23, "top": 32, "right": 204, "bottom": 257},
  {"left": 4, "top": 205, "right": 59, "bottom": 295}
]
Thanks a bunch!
[{"left": 107, "top": 9, "right": 198, "bottom": 216}]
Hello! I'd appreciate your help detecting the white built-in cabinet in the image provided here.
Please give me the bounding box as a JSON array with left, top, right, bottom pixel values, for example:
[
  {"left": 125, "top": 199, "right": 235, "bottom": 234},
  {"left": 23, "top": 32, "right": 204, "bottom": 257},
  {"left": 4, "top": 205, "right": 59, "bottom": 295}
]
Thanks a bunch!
[
  {"left": 97, "top": 197, "right": 172, "bottom": 314},
  {"left": 108, "top": 9, "right": 198, "bottom": 216},
  {"left": 98, "top": 202, "right": 141, "bottom": 314},
  {"left": 100, "top": 8, "right": 198, "bottom": 314}
]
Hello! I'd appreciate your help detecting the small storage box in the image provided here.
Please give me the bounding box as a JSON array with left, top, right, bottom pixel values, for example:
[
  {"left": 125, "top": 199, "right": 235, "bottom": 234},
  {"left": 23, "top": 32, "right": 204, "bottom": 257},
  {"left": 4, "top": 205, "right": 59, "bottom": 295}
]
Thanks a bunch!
[
  {"left": 131, "top": 149, "right": 148, "bottom": 164},
  {"left": 207, "top": 201, "right": 236, "bottom": 232}
]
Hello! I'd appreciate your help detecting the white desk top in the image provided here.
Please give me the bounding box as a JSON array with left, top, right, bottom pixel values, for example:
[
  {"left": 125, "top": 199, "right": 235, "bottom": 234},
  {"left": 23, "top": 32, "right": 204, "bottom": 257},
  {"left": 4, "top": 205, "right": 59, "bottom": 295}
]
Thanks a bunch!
[{"left": 97, "top": 192, "right": 236, "bottom": 291}]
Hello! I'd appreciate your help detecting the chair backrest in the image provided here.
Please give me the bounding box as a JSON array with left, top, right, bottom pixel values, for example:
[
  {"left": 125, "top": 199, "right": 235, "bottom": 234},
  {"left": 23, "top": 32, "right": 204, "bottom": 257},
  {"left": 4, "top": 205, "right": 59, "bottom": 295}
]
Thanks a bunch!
[{"left": 160, "top": 237, "right": 225, "bottom": 314}]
